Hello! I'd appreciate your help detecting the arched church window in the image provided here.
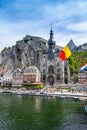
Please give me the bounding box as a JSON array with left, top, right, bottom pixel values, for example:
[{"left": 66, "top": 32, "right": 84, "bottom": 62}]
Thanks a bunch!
[
  {"left": 48, "top": 65, "right": 54, "bottom": 74},
  {"left": 43, "top": 63, "right": 45, "bottom": 67},
  {"left": 43, "top": 74, "right": 46, "bottom": 80},
  {"left": 57, "top": 63, "right": 59, "bottom": 67},
  {"left": 57, "top": 74, "right": 60, "bottom": 80},
  {"left": 43, "top": 55, "right": 45, "bottom": 58},
  {"left": 64, "top": 68, "right": 67, "bottom": 75},
  {"left": 57, "top": 69, "right": 60, "bottom": 74},
  {"left": 43, "top": 69, "right": 45, "bottom": 73}
]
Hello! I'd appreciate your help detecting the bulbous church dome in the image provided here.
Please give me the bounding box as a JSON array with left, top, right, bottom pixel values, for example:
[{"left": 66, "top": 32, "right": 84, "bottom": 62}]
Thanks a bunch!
[{"left": 24, "top": 66, "right": 40, "bottom": 74}]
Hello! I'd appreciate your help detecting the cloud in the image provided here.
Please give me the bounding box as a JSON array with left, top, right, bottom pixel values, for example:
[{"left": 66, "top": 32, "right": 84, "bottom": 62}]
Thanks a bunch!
[
  {"left": 0, "top": 0, "right": 87, "bottom": 52},
  {"left": 67, "top": 21, "right": 87, "bottom": 32}
]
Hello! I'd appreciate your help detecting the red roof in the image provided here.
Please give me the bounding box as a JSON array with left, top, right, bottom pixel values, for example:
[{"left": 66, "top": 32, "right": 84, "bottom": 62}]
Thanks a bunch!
[
  {"left": 32, "top": 82, "right": 43, "bottom": 85},
  {"left": 23, "top": 82, "right": 43, "bottom": 85}
]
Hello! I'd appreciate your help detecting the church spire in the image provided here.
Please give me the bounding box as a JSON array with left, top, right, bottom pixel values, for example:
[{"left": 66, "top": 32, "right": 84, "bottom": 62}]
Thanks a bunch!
[
  {"left": 48, "top": 25, "right": 56, "bottom": 60},
  {"left": 50, "top": 24, "right": 53, "bottom": 39},
  {"left": 48, "top": 25, "right": 55, "bottom": 45}
]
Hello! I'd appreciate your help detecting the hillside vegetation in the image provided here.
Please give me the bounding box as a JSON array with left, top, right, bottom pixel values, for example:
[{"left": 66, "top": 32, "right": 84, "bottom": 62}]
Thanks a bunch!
[{"left": 68, "top": 51, "right": 87, "bottom": 75}]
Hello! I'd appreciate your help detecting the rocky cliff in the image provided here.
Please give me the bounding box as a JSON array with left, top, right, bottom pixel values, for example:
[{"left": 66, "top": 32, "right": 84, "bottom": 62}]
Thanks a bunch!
[{"left": 0, "top": 35, "right": 48, "bottom": 70}]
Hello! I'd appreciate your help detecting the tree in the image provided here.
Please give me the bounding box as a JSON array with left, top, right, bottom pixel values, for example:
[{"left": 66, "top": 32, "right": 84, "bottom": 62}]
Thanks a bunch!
[{"left": 68, "top": 51, "right": 87, "bottom": 76}]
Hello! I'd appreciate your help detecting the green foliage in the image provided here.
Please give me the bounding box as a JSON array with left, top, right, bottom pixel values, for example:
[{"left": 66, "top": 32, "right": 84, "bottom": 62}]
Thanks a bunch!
[
  {"left": 36, "top": 84, "right": 44, "bottom": 89},
  {"left": 68, "top": 51, "right": 87, "bottom": 75},
  {"left": 2, "top": 46, "right": 11, "bottom": 52},
  {"left": 41, "top": 41, "right": 46, "bottom": 45},
  {"left": 23, "top": 37, "right": 33, "bottom": 43},
  {"left": 23, "top": 84, "right": 44, "bottom": 89},
  {"left": 30, "top": 37, "right": 33, "bottom": 40},
  {"left": 24, "top": 39, "right": 29, "bottom": 43}
]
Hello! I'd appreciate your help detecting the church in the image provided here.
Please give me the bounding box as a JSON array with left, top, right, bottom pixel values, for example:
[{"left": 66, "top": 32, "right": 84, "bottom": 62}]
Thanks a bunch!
[{"left": 39, "top": 28, "right": 70, "bottom": 86}]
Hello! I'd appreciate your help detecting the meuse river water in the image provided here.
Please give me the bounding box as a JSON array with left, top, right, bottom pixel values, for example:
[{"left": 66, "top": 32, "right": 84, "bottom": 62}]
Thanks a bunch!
[{"left": 0, "top": 93, "right": 87, "bottom": 130}]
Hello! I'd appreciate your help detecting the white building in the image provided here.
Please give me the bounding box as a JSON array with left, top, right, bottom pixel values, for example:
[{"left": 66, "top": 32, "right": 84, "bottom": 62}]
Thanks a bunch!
[
  {"left": 12, "top": 68, "right": 23, "bottom": 87},
  {"left": 2, "top": 70, "right": 12, "bottom": 86}
]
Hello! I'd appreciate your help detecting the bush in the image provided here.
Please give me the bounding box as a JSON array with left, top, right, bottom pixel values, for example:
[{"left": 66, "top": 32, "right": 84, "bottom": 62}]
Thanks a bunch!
[
  {"left": 68, "top": 51, "right": 87, "bottom": 76},
  {"left": 24, "top": 39, "right": 29, "bottom": 43},
  {"left": 2, "top": 46, "right": 11, "bottom": 52},
  {"left": 22, "top": 84, "right": 44, "bottom": 89},
  {"left": 36, "top": 84, "right": 44, "bottom": 89}
]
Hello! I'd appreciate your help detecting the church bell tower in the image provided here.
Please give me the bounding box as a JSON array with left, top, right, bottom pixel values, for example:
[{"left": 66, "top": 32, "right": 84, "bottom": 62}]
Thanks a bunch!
[{"left": 48, "top": 26, "right": 55, "bottom": 61}]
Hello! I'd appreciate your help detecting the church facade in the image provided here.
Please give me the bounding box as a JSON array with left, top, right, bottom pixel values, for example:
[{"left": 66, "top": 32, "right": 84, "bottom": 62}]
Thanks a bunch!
[{"left": 40, "top": 28, "right": 70, "bottom": 86}]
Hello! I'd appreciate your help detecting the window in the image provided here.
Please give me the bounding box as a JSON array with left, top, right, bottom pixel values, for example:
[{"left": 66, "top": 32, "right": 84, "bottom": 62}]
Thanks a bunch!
[
  {"left": 43, "top": 55, "right": 45, "bottom": 58},
  {"left": 48, "top": 65, "right": 54, "bottom": 74},
  {"left": 57, "top": 63, "right": 59, "bottom": 67},
  {"left": 57, "top": 74, "right": 60, "bottom": 80},
  {"left": 43, "top": 69, "right": 45, "bottom": 73},
  {"left": 57, "top": 69, "right": 59, "bottom": 74},
  {"left": 43, "top": 74, "right": 46, "bottom": 80},
  {"left": 43, "top": 63, "right": 45, "bottom": 67}
]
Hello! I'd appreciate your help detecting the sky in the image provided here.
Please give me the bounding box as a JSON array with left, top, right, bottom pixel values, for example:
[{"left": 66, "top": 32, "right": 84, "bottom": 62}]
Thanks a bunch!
[{"left": 0, "top": 0, "right": 87, "bottom": 52}]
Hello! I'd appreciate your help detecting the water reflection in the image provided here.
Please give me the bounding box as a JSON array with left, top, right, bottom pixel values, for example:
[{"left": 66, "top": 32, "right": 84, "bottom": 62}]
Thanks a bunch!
[
  {"left": 0, "top": 94, "right": 87, "bottom": 130},
  {"left": 34, "top": 96, "right": 41, "bottom": 111}
]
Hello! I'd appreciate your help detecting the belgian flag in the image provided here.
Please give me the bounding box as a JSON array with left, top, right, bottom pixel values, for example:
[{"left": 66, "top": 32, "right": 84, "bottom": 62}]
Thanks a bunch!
[{"left": 59, "top": 40, "right": 77, "bottom": 61}]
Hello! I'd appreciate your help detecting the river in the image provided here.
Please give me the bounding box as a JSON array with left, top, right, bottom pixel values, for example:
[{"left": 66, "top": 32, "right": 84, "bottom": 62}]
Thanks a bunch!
[{"left": 0, "top": 93, "right": 87, "bottom": 130}]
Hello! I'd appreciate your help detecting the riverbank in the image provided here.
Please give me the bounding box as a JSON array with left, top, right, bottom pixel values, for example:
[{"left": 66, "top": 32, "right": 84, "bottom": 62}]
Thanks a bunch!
[
  {"left": 0, "top": 88, "right": 87, "bottom": 100},
  {"left": 49, "top": 91, "right": 87, "bottom": 100}
]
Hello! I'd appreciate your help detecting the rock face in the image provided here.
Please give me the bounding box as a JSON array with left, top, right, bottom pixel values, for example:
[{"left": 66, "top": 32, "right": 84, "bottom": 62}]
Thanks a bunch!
[{"left": 0, "top": 35, "right": 48, "bottom": 70}]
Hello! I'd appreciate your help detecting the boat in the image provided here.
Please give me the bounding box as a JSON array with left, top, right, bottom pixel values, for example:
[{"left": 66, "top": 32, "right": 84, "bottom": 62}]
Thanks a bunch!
[
  {"left": 59, "top": 95, "right": 66, "bottom": 98},
  {"left": 73, "top": 96, "right": 79, "bottom": 101},
  {"left": 3, "top": 89, "right": 11, "bottom": 93},
  {"left": 79, "top": 97, "right": 87, "bottom": 101}
]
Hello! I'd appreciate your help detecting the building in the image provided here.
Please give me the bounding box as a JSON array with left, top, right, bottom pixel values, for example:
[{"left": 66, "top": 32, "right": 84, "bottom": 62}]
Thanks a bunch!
[
  {"left": 23, "top": 66, "right": 41, "bottom": 85},
  {"left": 0, "top": 77, "right": 3, "bottom": 86},
  {"left": 12, "top": 68, "right": 23, "bottom": 87},
  {"left": 2, "top": 70, "right": 12, "bottom": 87},
  {"left": 0, "top": 28, "right": 70, "bottom": 88},
  {"left": 40, "top": 28, "right": 70, "bottom": 86},
  {"left": 78, "top": 71, "right": 87, "bottom": 84},
  {"left": 78, "top": 43, "right": 87, "bottom": 52}
]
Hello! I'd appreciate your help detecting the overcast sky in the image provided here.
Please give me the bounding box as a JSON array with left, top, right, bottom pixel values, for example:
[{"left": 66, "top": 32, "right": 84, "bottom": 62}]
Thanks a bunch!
[{"left": 0, "top": 0, "right": 87, "bottom": 52}]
